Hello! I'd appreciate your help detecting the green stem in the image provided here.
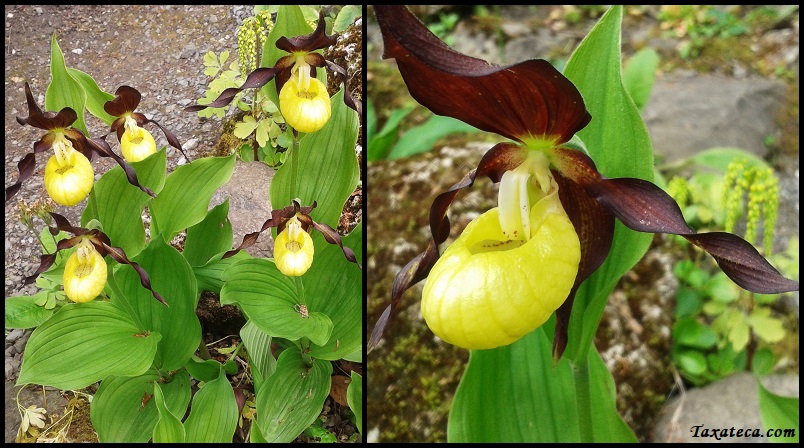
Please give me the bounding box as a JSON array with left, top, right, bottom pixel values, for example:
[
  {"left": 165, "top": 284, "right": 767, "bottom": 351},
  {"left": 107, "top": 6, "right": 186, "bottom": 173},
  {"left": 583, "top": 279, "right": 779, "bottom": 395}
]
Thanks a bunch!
[
  {"left": 294, "top": 275, "right": 305, "bottom": 303},
  {"left": 289, "top": 133, "right": 301, "bottom": 196},
  {"left": 573, "top": 355, "right": 594, "bottom": 442},
  {"left": 197, "top": 339, "right": 213, "bottom": 361}
]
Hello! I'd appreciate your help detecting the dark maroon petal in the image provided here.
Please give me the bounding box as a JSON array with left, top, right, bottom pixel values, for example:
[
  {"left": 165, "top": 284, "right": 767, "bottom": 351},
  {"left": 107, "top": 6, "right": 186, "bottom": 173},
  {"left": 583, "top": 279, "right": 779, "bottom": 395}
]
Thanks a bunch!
[
  {"left": 17, "top": 82, "right": 46, "bottom": 127},
  {"left": 368, "top": 239, "right": 439, "bottom": 353},
  {"left": 552, "top": 147, "right": 799, "bottom": 294},
  {"left": 5, "top": 153, "right": 36, "bottom": 204},
  {"left": 222, "top": 204, "right": 299, "bottom": 259},
  {"left": 142, "top": 118, "right": 188, "bottom": 160},
  {"left": 49, "top": 212, "right": 91, "bottom": 236},
  {"left": 84, "top": 135, "right": 156, "bottom": 198},
  {"left": 98, "top": 241, "right": 168, "bottom": 306},
  {"left": 324, "top": 59, "right": 361, "bottom": 116},
  {"left": 275, "top": 11, "right": 337, "bottom": 53},
  {"left": 374, "top": 5, "right": 591, "bottom": 143},
  {"left": 310, "top": 221, "right": 361, "bottom": 269},
  {"left": 551, "top": 170, "right": 615, "bottom": 359},
  {"left": 185, "top": 66, "right": 284, "bottom": 113},
  {"left": 23, "top": 235, "right": 85, "bottom": 284},
  {"left": 369, "top": 142, "right": 525, "bottom": 352},
  {"left": 104, "top": 85, "right": 142, "bottom": 116}
]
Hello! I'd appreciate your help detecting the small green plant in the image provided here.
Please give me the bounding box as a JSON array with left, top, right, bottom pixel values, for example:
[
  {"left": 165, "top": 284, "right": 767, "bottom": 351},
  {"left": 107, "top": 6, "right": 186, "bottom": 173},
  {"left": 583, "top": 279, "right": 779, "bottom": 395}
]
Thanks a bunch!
[
  {"left": 658, "top": 5, "right": 749, "bottom": 59},
  {"left": 664, "top": 151, "right": 796, "bottom": 385},
  {"left": 427, "top": 11, "right": 460, "bottom": 47}
]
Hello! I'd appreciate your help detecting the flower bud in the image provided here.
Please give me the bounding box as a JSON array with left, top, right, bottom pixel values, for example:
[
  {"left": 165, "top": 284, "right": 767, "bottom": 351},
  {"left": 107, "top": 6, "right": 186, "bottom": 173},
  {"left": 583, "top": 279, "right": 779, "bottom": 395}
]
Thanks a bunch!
[
  {"left": 43, "top": 141, "right": 94, "bottom": 206},
  {"left": 63, "top": 240, "right": 108, "bottom": 303},
  {"left": 274, "top": 216, "right": 315, "bottom": 276},
  {"left": 279, "top": 76, "right": 331, "bottom": 134},
  {"left": 421, "top": 191, "right": 580, "bottom": 350},
  {"left": 120, "top": 124, "right": 157, "bottom": 162}
]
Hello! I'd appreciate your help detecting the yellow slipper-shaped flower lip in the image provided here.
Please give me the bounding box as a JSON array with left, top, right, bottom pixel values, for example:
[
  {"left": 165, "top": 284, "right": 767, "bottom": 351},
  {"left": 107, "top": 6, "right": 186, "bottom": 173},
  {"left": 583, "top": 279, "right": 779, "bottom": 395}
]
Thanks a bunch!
[
  {"left": 43, "top": 150, "right": 94, "bottom": 206},
  {"left": 279, "top": 76, "right": 331, "bottom": 134},
  {"left": 63, "top": 246, "right": 108, "bottom": 303},
  {"left": 274, "top": 222, "right": 315, "bottom": 276},
  {"left": 421, "top": 192, "right": 580, "bottom": 350},
  {"left": 120, "top": 125, "right": 157, "bottom": 163}
]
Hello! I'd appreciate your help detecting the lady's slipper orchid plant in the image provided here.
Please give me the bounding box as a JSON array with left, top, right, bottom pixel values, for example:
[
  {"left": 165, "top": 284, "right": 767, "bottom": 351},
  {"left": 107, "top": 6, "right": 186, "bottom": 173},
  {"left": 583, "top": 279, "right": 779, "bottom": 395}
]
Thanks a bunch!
[
  {"left": 185, "top": 11, "right": 360, "bottom": 134},
  {"left": 24, "top": 212, "right": 167, "bottom": 306},
  {"left": 6, "top": 82, "right": 165, "bottom": 206},
  {"left": 222, "top": 199, "right": 361, "bottom": 276},
  {"left": 369, "top": 5, "right": 799, "bottom": 357}
]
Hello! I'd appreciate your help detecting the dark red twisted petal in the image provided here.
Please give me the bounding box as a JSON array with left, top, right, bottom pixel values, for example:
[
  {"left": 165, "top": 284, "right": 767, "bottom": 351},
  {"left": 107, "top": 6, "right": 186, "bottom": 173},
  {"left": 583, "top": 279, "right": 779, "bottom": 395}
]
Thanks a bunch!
[
  {"left": 551, "top": 170, "right": 615, "bottom": 360},
  {"left": 368, "top": 142, "right": 526, "bottom": 352},
  {"left": 551, "top": 147, "right": 799, "bottom": 294},
  {"left": 104, "top": 85, "right": 142, "bottom": 116},
  {"left": 374, "top": 5, "right": 591, "bottom": 144},
  {"left": 275, "top": 10, "right": 337, "bottom": 53}
]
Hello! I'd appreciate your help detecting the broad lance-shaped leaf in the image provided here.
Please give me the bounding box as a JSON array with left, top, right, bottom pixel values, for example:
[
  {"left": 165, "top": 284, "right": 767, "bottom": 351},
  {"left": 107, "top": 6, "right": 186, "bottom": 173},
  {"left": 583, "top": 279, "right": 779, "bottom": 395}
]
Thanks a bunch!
[
  {"left": 374, "top": 5, "right": 590, "bottom": 144},
  {"left": 551, "top": 147, "right": 799, "bottom": 294},
  {"left": 368, "top": 142, "right": 525, "bottom": 351}
]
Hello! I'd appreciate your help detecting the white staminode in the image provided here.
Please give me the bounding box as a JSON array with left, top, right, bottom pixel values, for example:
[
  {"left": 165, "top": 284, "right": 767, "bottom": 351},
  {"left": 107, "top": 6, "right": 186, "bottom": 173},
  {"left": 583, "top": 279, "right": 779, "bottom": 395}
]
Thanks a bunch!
[{"left": 497, "top": 151, "right": 553, "bottom": 242}]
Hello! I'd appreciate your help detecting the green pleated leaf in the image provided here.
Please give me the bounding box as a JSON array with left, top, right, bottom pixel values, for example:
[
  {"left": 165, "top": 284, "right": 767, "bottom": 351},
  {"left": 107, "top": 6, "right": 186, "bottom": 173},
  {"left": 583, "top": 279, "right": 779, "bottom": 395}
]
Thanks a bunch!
[
  {"left": 192, "top": 250, "right": 252, "bottom": 294},
  {"left": 92, "top": 369, "right": 191, "bottom": 443},
  {"left": 220, "top": 258, "right": 333, "bottom": 345},
  {"left": 562, "top": 5, "right": 654, "bottom": 361},
  {"left": 45, "top": 32, "right": 87, "bottom": 135},
  {"left": 240, "top": 320, "right": 277, "bottom": 392},
  {"left": 17, "top": 301, "right": 160, "bottom": 390},
  {"left": 183, "top": 198, "right": 233, "bottom": 267},
  {"left": 448, "top": 327, "right": 635, "bottom": 442},
  {"left": 150, "top": 154, "right": 235, "bottom": 240},
  {"left": 66, "top": 67, "right": 117, "bottom": 125},
  {"left": 113, "top": 238, "right": 200, "bottom": 371},
  {"left": 347, "top": 371, "right": 363, "bottom": 434},
  {"left": 256, "top": 347, "right": 333, "bottom": 442},
  {"left": 270, "top": 89, "right": 360, "bottom": 229},
  {"left": 184, "top": 365, "right": 239, "bottom": 443},
  {"left": 81, "top": 149, "right": 167, "bottom": 258},
  {"left": 307, "top": 223, "right": 363, "bottom": 360},
  {"left": 4, "top": 293, "right": 54, "bottom": 329},
  {"left": 757, "top": 378, "right": 799, "bottom": 443},
  {"left": 152, "top": 382, "right": 186, "bottom": 443}
]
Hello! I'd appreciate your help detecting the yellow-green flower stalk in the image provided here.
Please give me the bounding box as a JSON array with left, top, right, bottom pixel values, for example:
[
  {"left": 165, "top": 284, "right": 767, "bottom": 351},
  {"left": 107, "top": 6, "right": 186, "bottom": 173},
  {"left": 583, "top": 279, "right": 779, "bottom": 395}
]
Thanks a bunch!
[
  {"left": 63, "top": 239, "right": 107, "bottom": 303},
  {"left": 422, "top": 151, "right": 580, "bottom": 349},
  {"left": 274, "top": 214, "right": 315, "bottom": 276},
  {"left": 120, "top": 116, "right": 157, "bottom": 162},
  {"left": 279, "top": 57, "right": 332, "bottom": 134},
  {"left": 43, "top": 134, "right": 94, "bottom": 206}
]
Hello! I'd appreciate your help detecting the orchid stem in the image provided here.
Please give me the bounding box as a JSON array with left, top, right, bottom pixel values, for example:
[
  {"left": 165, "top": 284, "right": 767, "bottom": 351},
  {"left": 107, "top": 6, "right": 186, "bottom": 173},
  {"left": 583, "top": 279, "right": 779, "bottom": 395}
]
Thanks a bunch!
[
  {"left": 573, "top": 352, "right": 594, "bottom": 442},
  {"left": 289, "top": 133, "right": 301, "bottom": 197}
]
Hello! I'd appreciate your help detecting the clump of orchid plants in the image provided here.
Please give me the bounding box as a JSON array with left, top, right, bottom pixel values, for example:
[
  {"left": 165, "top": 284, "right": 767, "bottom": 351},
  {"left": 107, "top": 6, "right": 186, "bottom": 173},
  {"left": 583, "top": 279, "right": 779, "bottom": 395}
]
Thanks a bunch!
[
  {"left": 5, "top": 82, "right": 183, "bottom": 207},
  {"left": 368, "top": 4, "right": 798, "bottom": 358}
]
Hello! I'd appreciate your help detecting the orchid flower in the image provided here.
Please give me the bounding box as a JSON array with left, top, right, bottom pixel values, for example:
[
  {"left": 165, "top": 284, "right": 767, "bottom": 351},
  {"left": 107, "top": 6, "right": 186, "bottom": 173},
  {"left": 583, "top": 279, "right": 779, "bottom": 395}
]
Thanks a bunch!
[
  {"left": 368, "top": 5, "right": 798, "bottom": 358},
  {"left": 24, "top": 212, "right": 167, "bottom": 306},
  {"left": 6, "top": 82, "right": 162, "bottom": 206},
  {"left": 104, "top": 85, "right": 187, "bottom": 163},
  {"left": 185, "top": 10, "right": 361, "bottom": 134},
  {"left": 221, "top": 199, "right": 362, "bottom": 276}
]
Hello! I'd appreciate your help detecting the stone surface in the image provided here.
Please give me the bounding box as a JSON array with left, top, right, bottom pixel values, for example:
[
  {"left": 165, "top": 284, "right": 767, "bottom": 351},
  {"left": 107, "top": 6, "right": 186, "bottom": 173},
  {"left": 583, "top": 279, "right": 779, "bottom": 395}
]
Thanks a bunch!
[
  {"left": 208, "top": 160, "right": 276, "bottom": 259},
  {"left": 643, "top": 74, "right": 788, "bottom": 163},
  {"left": 651, "top": 373, "right": 799, "bottom": 443}
]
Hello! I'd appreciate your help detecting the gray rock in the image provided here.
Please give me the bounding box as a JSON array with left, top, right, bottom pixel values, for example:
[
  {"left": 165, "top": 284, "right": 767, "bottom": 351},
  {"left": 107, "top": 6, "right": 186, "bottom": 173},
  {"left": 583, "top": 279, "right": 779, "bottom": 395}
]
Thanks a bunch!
[
  {"left": 208, "top": 160, "right": 276, "bottom": 259},
  {"left": 5, "top": 329, "right": 24, "bottom": 342},
  {"left": 651, "top": 373, "right": 799, "bottom": 442},
  {"left": 643, "top": 75, "right": 788, "bottom": 164}
]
